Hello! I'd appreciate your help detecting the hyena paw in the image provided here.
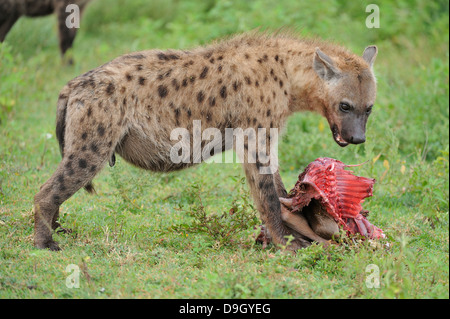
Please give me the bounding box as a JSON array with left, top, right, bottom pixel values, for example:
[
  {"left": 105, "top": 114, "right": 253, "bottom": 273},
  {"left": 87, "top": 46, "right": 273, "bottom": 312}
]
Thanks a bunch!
[
  {"left": 286, "top": 238, "right": 311, "bottom": 251},
  {"left": 35, "top": 239, "right": 61, "bottom": 251}
]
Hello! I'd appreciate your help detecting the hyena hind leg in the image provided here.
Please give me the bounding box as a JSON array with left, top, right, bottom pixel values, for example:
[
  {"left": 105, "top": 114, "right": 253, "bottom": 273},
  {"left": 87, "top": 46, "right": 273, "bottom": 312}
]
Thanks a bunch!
[{"left": 34, "top": 153, "right": 108, "bottom": 250}]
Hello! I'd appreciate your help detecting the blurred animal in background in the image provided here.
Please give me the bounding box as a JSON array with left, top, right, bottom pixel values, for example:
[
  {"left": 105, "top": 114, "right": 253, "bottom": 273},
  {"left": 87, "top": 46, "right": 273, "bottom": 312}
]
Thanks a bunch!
[{"left": 0, "top": 0, "right": 91, "bottom": 61}]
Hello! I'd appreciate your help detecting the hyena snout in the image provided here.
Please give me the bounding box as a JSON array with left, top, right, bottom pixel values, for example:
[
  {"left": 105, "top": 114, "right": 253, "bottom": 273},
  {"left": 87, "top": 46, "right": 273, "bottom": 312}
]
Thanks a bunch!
[
  {"left": 337, "top": 116, "right": 367, "bottom": 146},
  {"left": 347, "top": 130, "right": 366, "bottom": 144}
]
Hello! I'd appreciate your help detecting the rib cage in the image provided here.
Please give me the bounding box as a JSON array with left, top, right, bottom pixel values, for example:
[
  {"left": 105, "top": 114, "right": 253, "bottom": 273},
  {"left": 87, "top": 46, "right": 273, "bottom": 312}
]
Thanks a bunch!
[{"left": 288, "top": 157, "right": 384, "bottom": 239}]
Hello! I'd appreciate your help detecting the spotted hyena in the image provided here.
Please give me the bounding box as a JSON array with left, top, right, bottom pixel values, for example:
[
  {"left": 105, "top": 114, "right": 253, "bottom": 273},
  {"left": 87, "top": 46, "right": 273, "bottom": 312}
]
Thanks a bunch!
[
  {"left": 0, "top": 0, "right": 90, "bottom": 58},
  {"left": 34, "top": 32, "right": 378, "bottom": 251}
]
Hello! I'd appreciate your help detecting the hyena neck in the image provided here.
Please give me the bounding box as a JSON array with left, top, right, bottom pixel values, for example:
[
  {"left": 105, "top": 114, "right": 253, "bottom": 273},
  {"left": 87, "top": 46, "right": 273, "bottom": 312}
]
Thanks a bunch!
[{"left": 272, "top": 38, "right": 328, "bottom": 115}]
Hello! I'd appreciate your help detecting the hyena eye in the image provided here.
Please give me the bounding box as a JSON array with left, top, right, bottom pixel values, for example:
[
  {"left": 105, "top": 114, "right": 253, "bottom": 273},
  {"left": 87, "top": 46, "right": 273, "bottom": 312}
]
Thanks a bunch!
[
  {"left": 366, "top": 105, "right": 373, "bottom": 114},
  {"left": 339, "top": 102, "right": 351, "bottom": 113}
]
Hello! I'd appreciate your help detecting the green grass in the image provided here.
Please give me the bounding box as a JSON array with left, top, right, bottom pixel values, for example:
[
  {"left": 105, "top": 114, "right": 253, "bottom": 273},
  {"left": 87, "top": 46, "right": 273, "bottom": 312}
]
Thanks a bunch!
[{"left": 0, "top": 0, "right": 448, "bottom": 298}]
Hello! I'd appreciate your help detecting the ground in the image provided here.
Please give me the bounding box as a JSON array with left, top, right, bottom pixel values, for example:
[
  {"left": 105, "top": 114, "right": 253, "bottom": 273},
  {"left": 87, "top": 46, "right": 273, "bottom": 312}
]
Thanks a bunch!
[{"left": 0, "top": 0, "right": 448, "bottom": 298}]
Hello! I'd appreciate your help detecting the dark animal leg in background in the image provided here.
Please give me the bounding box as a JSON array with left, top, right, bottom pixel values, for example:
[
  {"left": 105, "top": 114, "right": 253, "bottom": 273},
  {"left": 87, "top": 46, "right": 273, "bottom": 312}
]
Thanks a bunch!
[{"left": 0, "top": 14, "right": 19, "bottom": 42}]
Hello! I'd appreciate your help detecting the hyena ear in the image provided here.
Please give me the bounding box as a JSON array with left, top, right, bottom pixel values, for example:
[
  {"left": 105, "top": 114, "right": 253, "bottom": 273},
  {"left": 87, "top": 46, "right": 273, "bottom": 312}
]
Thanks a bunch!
[
  {"left": 362, "top": 45, "right": 378, "bottom": 68},
  {"left": 313, "top": 48, "right": 341, "bottom": 81}
]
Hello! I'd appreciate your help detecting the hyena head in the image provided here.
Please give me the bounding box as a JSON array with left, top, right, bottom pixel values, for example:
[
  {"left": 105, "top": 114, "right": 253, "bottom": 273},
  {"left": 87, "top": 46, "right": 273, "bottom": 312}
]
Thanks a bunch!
[{"left": 313, "top": 46, "right": 378, "bottom": 147}]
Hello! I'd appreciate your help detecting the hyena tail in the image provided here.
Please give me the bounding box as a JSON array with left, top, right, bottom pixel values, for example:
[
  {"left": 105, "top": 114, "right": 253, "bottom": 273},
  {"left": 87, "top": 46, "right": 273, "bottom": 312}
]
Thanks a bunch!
[{"left": 55, "top": 85, "right": 96, "bottom": 194}]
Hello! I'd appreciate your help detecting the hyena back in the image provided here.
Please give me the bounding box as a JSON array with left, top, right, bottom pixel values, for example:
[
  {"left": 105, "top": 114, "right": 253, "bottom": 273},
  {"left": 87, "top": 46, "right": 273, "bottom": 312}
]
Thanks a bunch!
[{"left": 34, "top": 32, "right": 377, "bottom": 251}]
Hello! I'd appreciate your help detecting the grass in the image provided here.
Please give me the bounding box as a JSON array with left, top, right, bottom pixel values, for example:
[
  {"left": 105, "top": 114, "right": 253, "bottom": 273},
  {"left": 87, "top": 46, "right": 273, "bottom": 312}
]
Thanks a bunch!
[{"left": 0, "top": 0, "right": 448, "bottom": 299}]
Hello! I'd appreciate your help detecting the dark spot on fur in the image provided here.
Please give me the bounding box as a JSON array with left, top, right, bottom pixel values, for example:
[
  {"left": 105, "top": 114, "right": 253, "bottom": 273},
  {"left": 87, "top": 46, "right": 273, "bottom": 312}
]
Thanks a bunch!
[
  {"left": 139, "top": 77, "right": 146, "bottom": 85},
  {"left": 59, "top": 183, "right": 66, "bottom": 192},
  {"left": 53, "top": 195, "right": 61, "bottom": 205},
  {"left": 182, "top": 78, "right": 188, "bottom": 87},
  {"left": 199, "top": 66, "right": 209, "bottom": 79},
  {"left": 106, "top": 82, "right": 115, "bottom": 95},
  {"left": 57, "top": 174, "right": 64, "bottom": 185},
  {"left": 168, "top": 54, "right": 179, "bottom": 60},
  {"left": 78, "top": 158, "right": 87, "bottom": 169},
  {"left": 220, "top": 86, "right": 227, "bottom": 99},
  {"left": 90, "top": 165, "right": 97, "bottom": 172},
  {"left": 266, "top": 110, "right": 271, "bottom": 117},
  {"left": 90, "top": 143, "right": 99, "bottom": 153},
  {"left": 125, "top": 73, "right": 133, "bottom": 81},
  {"left": 81, "top": 145, "right": 87, "bottom": 152},
  {"left": 87, "top": 107, "right": 92, "bottom": 117},
  {"left": 189, "top": 76, "right": 196, "bottom": 84},
  {"left": 279, "top": 80, "right": 283, "bottom": 88},
  {"left": 218, "top": 55, "right": 223, "bottom": 60},
  {"left": 97, "top": 124, "right": 105, "bottom": 136},
  {"left": 209, "top": 58, "right": 215, "bottom": 64},
  {"left": 187, "top": 108, "right": 192, "bottom": 117},
  {"left": 203, "top": 51, "right": 213, "bottom": 60},
  {"left": 172, "top": 78, "right": 180, "bottom": 90},
  {"left": 218, "top": 65, "right": 223, "bottom": 72},
  {"left": 245, "top": 76, "right": 251, "bottom": 85},
  {"left": 81, "top": 132, "right": 87, "bottom": 140},
  {"left": 158, "top": 85, "right": 168, "bottom": 98},
  {"left": 197, "top": 91, "right": 205, "bottom": 103},
  {"left": 275, "top": 55, "right": 279, "bottom": 62},
  {"left": 136, "top": 64, "right": 143, "bottom": 71},
  {"left": 258, "top": 180, "right": 270, "bottom": 190},
  {"left": 157, "top": 53, "right": 166, "bottom": 60},
  {"left": 157, "top": 52, "right": 179, "bottom": 61},
  {"left": 255, "top": 80, "right": 259, "bottom": 87},
  {"left": 244, "top": 53, "right": 250, "bottom": 59}
]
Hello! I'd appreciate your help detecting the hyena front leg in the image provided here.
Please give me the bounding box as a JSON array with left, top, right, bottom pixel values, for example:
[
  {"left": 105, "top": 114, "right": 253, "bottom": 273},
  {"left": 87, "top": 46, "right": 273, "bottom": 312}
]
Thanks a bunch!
[{"left": 242, "top": 162, "right": 310, "bottom": 250}]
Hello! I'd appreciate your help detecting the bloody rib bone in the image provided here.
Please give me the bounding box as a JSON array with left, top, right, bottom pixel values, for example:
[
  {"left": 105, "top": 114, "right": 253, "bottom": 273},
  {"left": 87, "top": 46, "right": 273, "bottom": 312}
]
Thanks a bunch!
[{"left": 287, "top": 157, "right": 384, "bottom": 239}]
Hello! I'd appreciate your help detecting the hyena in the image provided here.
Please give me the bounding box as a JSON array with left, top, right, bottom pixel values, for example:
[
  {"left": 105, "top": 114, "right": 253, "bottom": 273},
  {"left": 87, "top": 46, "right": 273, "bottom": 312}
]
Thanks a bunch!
[
  {"left": 33, "top": 32, "right": 377, "bottom": 251},
  {"left": 0, "top": 0, "right": 90, "bottom": 58}
]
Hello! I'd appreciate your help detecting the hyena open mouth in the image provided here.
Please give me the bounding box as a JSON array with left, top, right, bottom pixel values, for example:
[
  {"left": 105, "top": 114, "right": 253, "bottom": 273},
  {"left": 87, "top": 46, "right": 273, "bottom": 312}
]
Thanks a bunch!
[{"left": 331, "top": 125, "right": 349, "bottom": 147}]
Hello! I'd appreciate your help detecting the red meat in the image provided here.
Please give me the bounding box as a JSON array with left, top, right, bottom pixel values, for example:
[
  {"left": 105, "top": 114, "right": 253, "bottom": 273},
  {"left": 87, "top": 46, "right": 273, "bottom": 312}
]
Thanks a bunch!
[{"left": 288, "top": 157, "right": 384, "bottom": 239}]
